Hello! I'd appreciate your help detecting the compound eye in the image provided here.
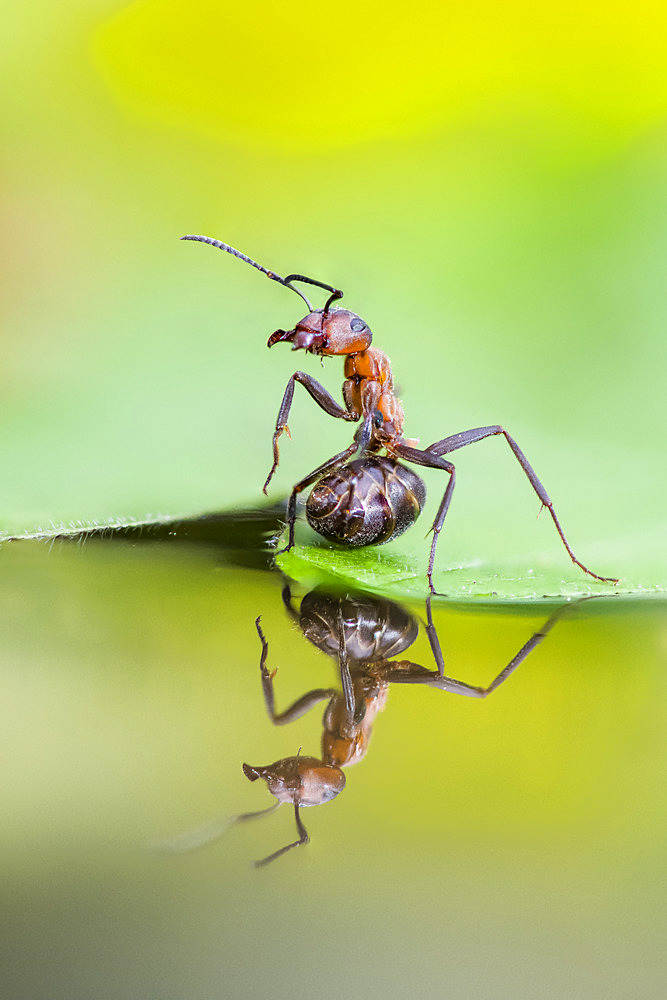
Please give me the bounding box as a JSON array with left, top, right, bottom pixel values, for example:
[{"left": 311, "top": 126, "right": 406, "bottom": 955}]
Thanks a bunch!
[{"left": 350, "top": 316, "right": 367, "bottom": 333}]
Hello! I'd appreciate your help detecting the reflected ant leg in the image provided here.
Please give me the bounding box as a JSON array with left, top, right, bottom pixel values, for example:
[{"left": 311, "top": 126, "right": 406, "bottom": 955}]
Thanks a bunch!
[
  {"left": 149, "top": 800, "right": 281, "bottom": 854},
  {"left": 253, "top": 802, "right": 309, "bottom": 868},
  {"left": 255, "top": 617, "right": 337, "bottom": 724},
  {"left": 280, "top": 582, "right": 300, "bottom": 622},
  {"left": 336, "top": 604, "right": 362, "bottom": 725},
  {"left": 427, "top": 426, "right": 618, "bottom": 584},
  {"left": 423, "top": 595, "right": 582, "bottom": 697},
  {"left": 377, "top": 598, "right": 494, "bottom": 694},
  {"left": 424, "top": 593, "right": 459, "bottom": 685},
  {"left": 263, "top": 373, "right": 358, "bottom": 494},
  {"left": 280, "top": 441, "right": 359, "bottom": 552},
  {"left": 393, "top": 442, "right": 456, "bottom": 594}
]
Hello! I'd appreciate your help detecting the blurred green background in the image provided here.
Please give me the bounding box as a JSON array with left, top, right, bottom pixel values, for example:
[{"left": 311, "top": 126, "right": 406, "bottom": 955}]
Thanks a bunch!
[
  {"left": 2, "top": 7, "right": 667, "bottom": 993},
  {"left": 2, "top": 1, "right": 666, "bottom": 569}
]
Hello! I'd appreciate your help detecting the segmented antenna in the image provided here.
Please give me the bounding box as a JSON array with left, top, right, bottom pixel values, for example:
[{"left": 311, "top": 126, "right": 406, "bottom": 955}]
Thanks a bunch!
[
  {"left": 180, "top": 234, "right": 312, "bottom": 309},
  {"left": 180, "top": 235, "right": 344, "bottom": 313}
]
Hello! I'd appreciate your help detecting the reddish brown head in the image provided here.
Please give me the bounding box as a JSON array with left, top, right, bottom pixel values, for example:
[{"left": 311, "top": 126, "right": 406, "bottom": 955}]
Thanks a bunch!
[
  {"left": 268, "top": 308, "right": 372, "bottom": 356},
  {"left": 243, "top": 755, "right": 346, "bottom": 806}
]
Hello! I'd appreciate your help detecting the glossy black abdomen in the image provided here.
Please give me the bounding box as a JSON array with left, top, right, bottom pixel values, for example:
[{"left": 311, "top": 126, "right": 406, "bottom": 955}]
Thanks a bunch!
[{"left": 305, "top": 457, "right": 426, "bottom": 548}]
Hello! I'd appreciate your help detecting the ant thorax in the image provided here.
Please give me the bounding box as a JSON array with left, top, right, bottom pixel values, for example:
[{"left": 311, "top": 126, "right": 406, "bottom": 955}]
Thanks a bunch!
[
  {"left": 343, "top": 346, "right": 393, "bottom": 388},
  {"left": 376, "top": 391, "right": 405, "bottom": 441},
  {"left": 341, "top": 347, "right": 405, "bottom": 441}
]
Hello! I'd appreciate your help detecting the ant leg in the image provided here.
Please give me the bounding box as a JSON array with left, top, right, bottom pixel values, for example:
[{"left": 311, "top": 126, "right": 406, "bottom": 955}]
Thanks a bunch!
[
  {"left": 280, "top": 582, "right": 301, "bottom": 622},
  {"left": 255, "top": 617, "right": 336, "bottom": 724},
  {"left": 149, "top": 801, "right": 280, "bottom": 854},
  {"left": 427, "top": 426, "right": 618, "bottom": 584},
  {"left": 379, "top": 596, "right": 492, "bottom": 693},
  {"left": 336, "top": 604, "right": 363, "bottom": 725},
  {"left": 280, "top": 441, "right": 359, "bottom": 552},
  {"left": 254, "top": 802, "right": 309, "bottom": 868},
  {"left": 263, "top": 372, "right": 358, "bottom": 494},
  {"left": 393, "top": 442, "right": 456, "bottom": 594},
  {"left": 422, "top": 594, "right": 568, "bottom": 696},
  {"left": 424, "top": 593, "right": 447, "bottom": 681},
  {"left": 385, "top": 597, "right": 580, "bottom": 697}
]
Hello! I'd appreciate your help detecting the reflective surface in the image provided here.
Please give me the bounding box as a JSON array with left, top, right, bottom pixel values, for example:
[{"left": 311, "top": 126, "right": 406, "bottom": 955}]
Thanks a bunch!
[{"left": 1, "top": 536, "right": 665, "bottom": 999}]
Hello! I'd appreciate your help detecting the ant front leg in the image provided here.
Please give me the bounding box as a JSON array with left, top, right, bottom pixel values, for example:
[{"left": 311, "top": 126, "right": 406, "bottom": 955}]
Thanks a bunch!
[
  {"left": 254, "top": 802, "right": 309, "bottom": 868},
  {"left": 280, "top": 441, "right": 359, "bottom": 552},
  {"left": 393, "top": 442, "right": 456, "bottom": 594},
  {"left": 255, "top": 617, "right": 337, "bottom": 725},
  {"left": 427, "top": 426, "right": 618, "bottom": 584},
  {"left": 263, "top": 372, "right": 358, "bottom": 493}
]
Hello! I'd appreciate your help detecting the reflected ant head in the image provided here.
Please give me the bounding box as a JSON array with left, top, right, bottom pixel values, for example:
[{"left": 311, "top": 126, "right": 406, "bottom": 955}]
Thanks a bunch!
[
  {"left": 267, "top": 308, "right": 372, "bottom": 357},
  {"left": 243, "top": 756, "right": 346, "bottom": 807}
]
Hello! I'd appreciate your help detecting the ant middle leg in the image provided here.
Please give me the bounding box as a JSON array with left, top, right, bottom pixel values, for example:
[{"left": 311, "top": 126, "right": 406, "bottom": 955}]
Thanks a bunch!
[
  {"left": 426, "top": 426, "right": 618, "bottom": 584},
  {"left": 263, "top": 372, "right": 358, "bottom": 493}
]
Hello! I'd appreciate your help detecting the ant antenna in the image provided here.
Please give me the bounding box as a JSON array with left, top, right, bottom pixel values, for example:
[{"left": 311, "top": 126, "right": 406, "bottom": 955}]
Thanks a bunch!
[{"left": 180, "top": 235, "right": 343, "bottom": 313}]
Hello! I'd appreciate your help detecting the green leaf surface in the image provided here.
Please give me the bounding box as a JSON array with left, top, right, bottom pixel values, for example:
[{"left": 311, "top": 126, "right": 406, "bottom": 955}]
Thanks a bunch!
[
  {"left": 3, "top": 501, "right": 664, "bottom": 604},
  {"left": 276, "top": 522, "right": 667, "bottom": 603}
]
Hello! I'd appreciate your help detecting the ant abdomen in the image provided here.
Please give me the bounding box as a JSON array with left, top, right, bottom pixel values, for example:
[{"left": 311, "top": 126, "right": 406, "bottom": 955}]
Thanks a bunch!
[
  {"left": 298, "top": 590, "right": 419, "bottom": 661},
  {"left": 306, "top": 457, "right": 426, "bottom": 548}
]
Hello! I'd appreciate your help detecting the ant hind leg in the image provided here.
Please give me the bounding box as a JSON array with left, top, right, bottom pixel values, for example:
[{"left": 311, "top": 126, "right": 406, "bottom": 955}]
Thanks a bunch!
[
  {"left": 393, "top": 442, "right": 457, "bottom": 594},
  {"left": 427, "top": 426, "right": 618, "bottom": 584}
]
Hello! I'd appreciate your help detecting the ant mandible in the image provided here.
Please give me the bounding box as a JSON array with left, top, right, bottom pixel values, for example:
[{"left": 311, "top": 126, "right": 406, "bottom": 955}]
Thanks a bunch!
[{"left": 182, "top": 235, "right": 619, "bottom": 593}]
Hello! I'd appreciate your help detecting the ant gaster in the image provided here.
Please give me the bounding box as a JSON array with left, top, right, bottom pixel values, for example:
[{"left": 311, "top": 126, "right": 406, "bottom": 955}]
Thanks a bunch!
[{"left": 182, "top": 235, "right": 619, "bottom": 593}]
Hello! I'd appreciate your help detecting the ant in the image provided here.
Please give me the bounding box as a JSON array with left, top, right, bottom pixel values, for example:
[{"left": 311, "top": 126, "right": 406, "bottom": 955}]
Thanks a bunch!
[
  {"left": 182, "top": 235, "right": 619, "bottom": 593},
  {"left": 154, "top": 585, "right": 579, "bottom": 867}
]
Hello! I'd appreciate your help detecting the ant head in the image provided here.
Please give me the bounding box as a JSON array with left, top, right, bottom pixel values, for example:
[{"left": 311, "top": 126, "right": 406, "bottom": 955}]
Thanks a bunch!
[
  {"left": 268, "top": 308, "right": 373, "bottom": 356},
  {"left": 179, "top": 236, "right": 372, "bottom": 356},
  {"left": 243, "top": 756, "right": 346, "bottom": 806}
]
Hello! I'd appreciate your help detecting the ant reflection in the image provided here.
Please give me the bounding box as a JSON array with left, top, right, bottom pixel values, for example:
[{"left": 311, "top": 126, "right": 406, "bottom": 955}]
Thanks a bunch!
[
  {"left": 240, "top": 586, "right": 573, "bottom": 866},
  {"left": 154, "top": 587, "right": 580, "bottom": 867}
]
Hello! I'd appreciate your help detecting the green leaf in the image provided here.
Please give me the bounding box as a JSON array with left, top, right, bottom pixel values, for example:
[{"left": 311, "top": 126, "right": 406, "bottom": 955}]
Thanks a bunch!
[{"left": 277, "top": 521, "right": 667, "bottom": 603}]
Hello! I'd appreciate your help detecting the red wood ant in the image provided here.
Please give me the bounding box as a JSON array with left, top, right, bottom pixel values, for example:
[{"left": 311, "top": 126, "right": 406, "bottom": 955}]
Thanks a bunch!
[{"left": 182, "top": 235, "right": 619, "bottom": 593}]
